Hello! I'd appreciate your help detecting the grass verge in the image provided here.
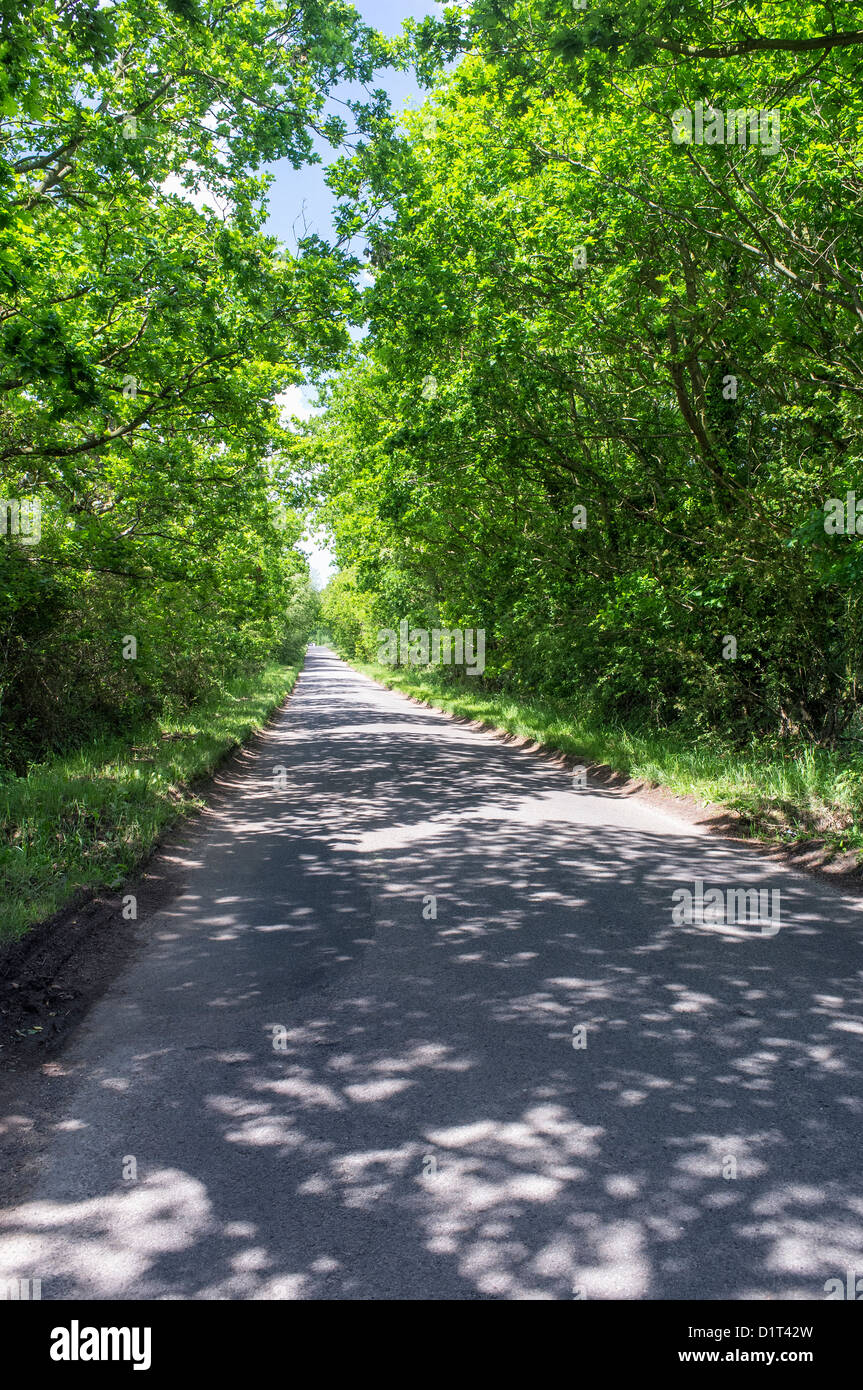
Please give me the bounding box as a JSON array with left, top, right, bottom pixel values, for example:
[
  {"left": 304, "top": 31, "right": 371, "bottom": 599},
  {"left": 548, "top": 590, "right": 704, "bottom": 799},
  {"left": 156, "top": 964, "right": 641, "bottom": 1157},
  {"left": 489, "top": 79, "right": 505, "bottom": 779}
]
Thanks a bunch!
[
  {"left": 0, "top": 661, "right": 300, "bottom": 941},
  {"left": 352, "top": 659, "right": 863, "bottom": 862}
]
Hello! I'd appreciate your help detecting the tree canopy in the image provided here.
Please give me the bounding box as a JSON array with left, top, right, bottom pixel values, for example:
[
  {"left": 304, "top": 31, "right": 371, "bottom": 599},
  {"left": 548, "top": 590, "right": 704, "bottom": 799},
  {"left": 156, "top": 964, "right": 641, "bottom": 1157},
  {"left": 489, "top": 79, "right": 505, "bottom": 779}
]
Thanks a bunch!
[
  {"left": 3, "top": 0, "right": 863, "bottom": 763},
  {"left": 313, "top": 0, "right": 863, "bottom": 746},
  {"left": 0, "top": 0, "right": 392, "bottom": 765}
]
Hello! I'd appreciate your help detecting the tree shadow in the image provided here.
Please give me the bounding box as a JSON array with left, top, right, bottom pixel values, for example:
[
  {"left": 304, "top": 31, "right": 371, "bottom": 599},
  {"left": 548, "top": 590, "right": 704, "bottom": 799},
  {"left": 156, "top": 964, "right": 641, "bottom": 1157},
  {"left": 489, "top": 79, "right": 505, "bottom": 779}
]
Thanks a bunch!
[{"left": 1, "top": 648, "right": 862, "bottom": 1300}]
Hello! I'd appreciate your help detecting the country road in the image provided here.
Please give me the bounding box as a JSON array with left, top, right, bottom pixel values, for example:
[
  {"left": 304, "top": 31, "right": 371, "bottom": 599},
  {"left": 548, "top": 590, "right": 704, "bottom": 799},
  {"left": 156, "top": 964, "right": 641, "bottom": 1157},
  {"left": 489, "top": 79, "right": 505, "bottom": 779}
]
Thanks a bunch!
[{"left": 1, "top": 645, "right": 863, "bottom": 1300}]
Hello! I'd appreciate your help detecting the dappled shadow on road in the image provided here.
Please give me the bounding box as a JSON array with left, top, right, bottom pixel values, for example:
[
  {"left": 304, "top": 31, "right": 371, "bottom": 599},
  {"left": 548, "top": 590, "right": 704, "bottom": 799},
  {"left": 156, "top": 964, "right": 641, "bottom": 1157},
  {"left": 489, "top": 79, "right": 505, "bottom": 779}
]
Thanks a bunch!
[{"left": 2, "top": 648, "right": 863, "bottom": 1300}]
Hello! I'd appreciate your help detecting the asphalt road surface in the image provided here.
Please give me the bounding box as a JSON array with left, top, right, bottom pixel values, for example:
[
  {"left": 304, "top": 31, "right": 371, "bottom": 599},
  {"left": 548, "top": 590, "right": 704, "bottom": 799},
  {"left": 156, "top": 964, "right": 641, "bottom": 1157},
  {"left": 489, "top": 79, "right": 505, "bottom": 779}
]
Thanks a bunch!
[{"left": 2, "top": 646, "right": 863, "bottom": 1299}]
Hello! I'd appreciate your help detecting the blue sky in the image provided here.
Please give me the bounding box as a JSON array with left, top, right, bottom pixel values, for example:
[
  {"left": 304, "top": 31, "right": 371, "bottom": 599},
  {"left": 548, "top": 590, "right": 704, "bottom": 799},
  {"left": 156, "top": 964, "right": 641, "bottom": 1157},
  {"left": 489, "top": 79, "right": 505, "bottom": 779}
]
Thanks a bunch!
[
  {"left": 265, "top": 1, "right": 444, "bottom": 250},
  {"left": 267, "top": 2, "right": 446, "bottom": 585}
]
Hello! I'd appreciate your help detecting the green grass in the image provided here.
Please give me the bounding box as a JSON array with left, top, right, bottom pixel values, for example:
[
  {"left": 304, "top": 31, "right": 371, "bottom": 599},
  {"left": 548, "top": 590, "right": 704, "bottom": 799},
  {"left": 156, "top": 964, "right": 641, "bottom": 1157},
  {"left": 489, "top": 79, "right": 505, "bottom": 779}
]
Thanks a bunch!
[
  {"left": 352, "top": 659, "right": 863, "bottom": 862},
  {"left": 0, "top": 661, "right": 301, "bottom": 941}
]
